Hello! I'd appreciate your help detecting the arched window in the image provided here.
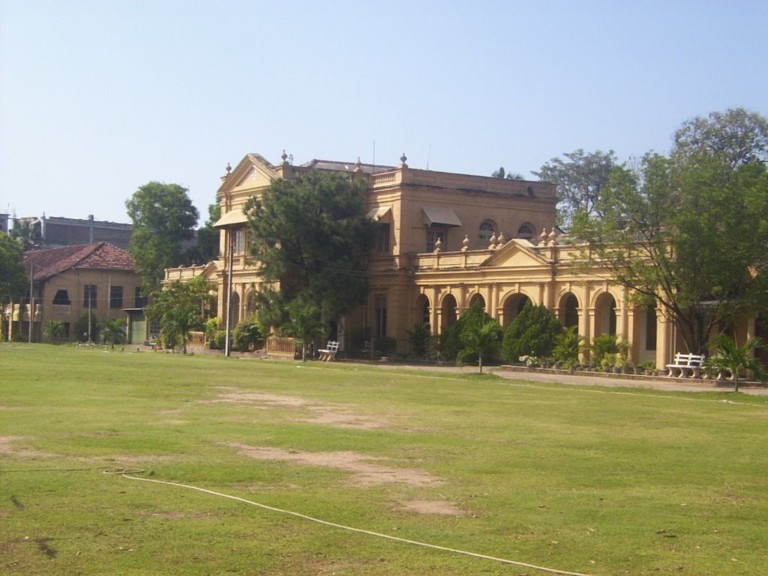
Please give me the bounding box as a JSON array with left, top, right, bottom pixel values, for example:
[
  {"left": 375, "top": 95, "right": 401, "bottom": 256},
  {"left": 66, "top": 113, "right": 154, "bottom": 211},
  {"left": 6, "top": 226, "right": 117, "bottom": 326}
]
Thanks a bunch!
[
  {"left": 517, "top": 222, "right": 535, "bottom": 240},
  {"left": 479, "top": 220, "right": 496, "bottom": 242}
]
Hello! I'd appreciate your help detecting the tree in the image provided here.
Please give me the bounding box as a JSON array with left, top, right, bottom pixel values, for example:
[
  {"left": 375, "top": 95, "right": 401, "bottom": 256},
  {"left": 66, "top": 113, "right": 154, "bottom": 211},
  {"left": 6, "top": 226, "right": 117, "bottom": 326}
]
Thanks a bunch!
[
  {"left": 491, "top": 167, "right": 524, "bottom": 180},
  {"left": 101, "top": 318, "right": 127, "bottom": 348},
  {"left": 0, "top": 232, "right": 27, "bottom": 308},
  {"left": 43, "top": 320, "right": 66, "bottom": 344},
  {"left": 572, "top": 141, "right": 768, "bottom": 355},
  {"left": 457, "top": 313, "right": 503, "bottom": 374},
  {"left": 533, "top": 149, "right": 619, "bottom": 228},
  {"left": 551, "top": 326, "right": 584, "bottom": 370},
  {"left": 501, "top": 302, "right": 564, "bottom": 363},
  {"left": 145, "top": 277, "right": 215, "bottom": 353},
  {"left": 244, "top": 171, "right": 375, "bottom": 324},
  {"left": 185, "top": 202, "right": 221, "bottom": 265},
  {"left": 283, "top": 299, "right": 326, "bottom": 361},
  {"left": 126, "top": 182, "right": 199, "bottom": 294},
  {"left": 232, "top": 317, "right": 263, "bottom": 352},
  {"left": 673, "top": 108, "right": 768, "bottom": 168},
  {"left": 9, "top": 218, "right": 41, "bottom": 250},
  {"left": 707, "top": 334, "right": 765, "bottom": 392}
]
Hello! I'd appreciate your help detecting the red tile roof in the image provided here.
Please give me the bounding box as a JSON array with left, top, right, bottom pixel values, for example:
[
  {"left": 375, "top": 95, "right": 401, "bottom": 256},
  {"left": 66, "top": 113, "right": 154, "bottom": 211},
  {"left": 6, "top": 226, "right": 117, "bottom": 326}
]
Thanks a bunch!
[{"left": 23, "top": 242, "right": 135, "bottom": 281}]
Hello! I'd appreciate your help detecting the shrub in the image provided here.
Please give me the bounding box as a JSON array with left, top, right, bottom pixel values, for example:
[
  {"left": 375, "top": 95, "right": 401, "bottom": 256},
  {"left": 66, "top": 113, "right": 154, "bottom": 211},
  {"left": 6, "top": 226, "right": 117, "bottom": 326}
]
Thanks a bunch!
[
  {"left": 438, "top": 301, "right": 495, "bottom": 363},
  {"left": 43, "top": 320, "right": 67, "bottom": 344},
  {"left": 376, "top": 336, "right": 397, "bottom": 357},
  {"left": 551, "top": 325, "right": 584, "bottom": 369},
  {"left": 588, "top": 333, "right": 629, "bottom": 370},
  {"left": 501, "top": 303, "right": 563, "bottom": 363},
  {"left": 407, "top": 323, "right": 432, "bottom": 359},
  {"left": 232, "top": 317, "right": 264, "bottom": 352}
]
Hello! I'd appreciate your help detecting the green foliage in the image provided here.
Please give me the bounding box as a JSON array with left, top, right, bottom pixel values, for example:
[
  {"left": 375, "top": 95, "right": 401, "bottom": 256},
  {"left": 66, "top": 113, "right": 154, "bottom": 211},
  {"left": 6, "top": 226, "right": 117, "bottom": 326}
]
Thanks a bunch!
[
  {"left": 588, "top": 333, "right": 629, "bottom": 370},
  {"left": 73, "top": 312, "right": 99, "bottom": 343},
  {"left": 572, "top": 112, "right": 768, "bottom": 355},
  {"left": 376, "top": 336, "right": 397, "bottom": 357},
  {"left": 0, "top": 231, "right": 27, "bottom": 304},
  {"left": 145, "top": 277, "right": 215, "bottom": 353},
  {"left": 501, "top": 302, "right": 564, "bottom": 362},
  {"left": 282, "top": 299, "right": 326, "bottom": 361},
  {"left": 533, "top": 149, "right": 618, "bottom": 228},
  {"left": 707, "top": 334, "right": 765, "bottom": 391},
  {"left": 551, "top": 325, "right": 584, "bottom": 369},
  {"left": 232, "top": 317, "right": 264, "bottom": 352},
  {"left": 438, "top": 301, "right": 496, "bottom": 363},
  {"left": 185, "top": 202, "right": 221, "bottom": 265},
  {"left": 205, "top": 317, "right": 226, "bottom": 350},
  {"left": 244, "top": 171, "right": 375, "bottom": 322},
  {"left": 100, "top": 318, "right": 126, "bottom": 348},
  {"left": 346, "top": 326, "right": 372, "bottom": 357},
  {"left": 42, "top": 320, "right": 67, "bottom": 344},
  {"left": 126, "top": 181, "right": 200, "bottom": 293},
  {"left": 407, "top": 323, "right": 432, "bottom": 359},
  {"left": 457, "top": 313, "right": 503, "bottom": 373}
]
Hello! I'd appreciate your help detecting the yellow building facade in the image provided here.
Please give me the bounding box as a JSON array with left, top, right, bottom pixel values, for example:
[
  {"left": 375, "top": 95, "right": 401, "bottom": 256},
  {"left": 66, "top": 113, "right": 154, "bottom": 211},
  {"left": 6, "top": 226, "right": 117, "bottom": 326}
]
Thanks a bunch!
[{"left": 164, "top": 152, "right": 762, "bottom": 369}]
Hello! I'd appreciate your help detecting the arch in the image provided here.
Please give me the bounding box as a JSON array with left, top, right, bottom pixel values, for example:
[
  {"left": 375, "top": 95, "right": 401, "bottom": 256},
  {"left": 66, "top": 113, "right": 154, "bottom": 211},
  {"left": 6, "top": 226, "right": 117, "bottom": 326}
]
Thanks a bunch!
[
  {"left": 416, "top": 293, "right": 431, "bottom": 328},
  {"left": 559, "top": 292, "right": 579, "bottom": 329},
  {"left": 502, "top": 293, "right": 531, "bottom": 328},
  {"left": 244, "top": 286, "right": 259, "bottom": 317},
  {"left": 594, "top": 292, "right": 617, "bottom": 336},
  {"left": 478, "top": 219, "right": 496, "bottom": 242},
  {"left": 441, "top": 293, "right": 458, "bottom": 331},
  {"left": 468, "top": 293, "right": 486, "bottom": 312},
  {"left": 517, "top": 222, "right": 535, "bottom": 240}
]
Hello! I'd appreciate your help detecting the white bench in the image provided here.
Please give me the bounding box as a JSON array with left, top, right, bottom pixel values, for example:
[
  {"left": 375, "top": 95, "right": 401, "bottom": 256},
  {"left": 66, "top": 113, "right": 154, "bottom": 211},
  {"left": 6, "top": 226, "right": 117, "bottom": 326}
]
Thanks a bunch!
[
  {"left": 666, "top": 353, "right": 705, "bottom": 378},
  {"left": 317, "top": 341, "right": 339, "bottom": 361}
]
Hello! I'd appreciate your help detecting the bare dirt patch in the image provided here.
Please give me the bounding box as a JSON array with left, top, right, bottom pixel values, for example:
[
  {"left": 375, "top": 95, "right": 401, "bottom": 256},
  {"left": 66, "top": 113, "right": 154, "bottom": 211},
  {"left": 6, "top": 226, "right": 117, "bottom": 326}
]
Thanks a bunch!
[
  {"left": 225, "top": 443, "right": 442, "bottom": 488},
  {"left": 398, "top": 500, "right": 464, "bottom": 515},
  {"left": 0, "top": 436, "right": 54, "bottom": 458},
  {"left": 211, "top": 390, "right": 388, "bottom": 430}
]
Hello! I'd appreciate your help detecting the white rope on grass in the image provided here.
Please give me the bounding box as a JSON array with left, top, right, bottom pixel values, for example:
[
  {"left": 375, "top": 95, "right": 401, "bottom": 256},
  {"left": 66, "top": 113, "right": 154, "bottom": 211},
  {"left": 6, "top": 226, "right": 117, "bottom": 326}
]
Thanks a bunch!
[{"left": 114, "top": 472, "right": 592, "bottom": 576}]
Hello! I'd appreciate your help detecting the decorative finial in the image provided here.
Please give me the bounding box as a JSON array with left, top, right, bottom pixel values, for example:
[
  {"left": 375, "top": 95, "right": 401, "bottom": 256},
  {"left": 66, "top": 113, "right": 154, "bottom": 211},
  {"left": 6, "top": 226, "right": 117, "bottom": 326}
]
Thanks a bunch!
[
  {"left": 281, "top": 150, "right": 288, "bottom": 165},
  {"left": 461, "top": 234, "right": 469, "bottom": 252},
  {"left": 433, "top": 236, "right": 442, "bottom": 254},
  {"left": 489, "top": 233, "right": 497, "bottom": 248},
  {"left": 548, "top": 228, "right": 558, "bottom": 246},
  {"left": 399, "top": 153, "right": 408, "bottom": 168},
  {"left": 498, "top": 232, "right": 506, "bottom": 245},
  {"left": 221, "top": 162, "right": 232, "bottom": 181},
  {"left": 354, "top": 157, "right": 363, "bottom": 172}
]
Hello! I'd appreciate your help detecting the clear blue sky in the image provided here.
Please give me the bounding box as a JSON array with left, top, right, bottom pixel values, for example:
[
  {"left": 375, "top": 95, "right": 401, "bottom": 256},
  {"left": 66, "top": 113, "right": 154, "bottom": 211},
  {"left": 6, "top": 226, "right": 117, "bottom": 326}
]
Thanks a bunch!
[{"left": 1, "top": 0, "right": 766, "bottom": 224}]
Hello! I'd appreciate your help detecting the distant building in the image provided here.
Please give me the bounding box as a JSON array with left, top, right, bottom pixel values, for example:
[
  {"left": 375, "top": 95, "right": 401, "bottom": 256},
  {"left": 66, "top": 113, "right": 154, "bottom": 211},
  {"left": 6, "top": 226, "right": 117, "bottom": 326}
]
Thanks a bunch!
[
  {"left": 13, "top": 215, "right": 132, "bottom": 250},
  {"left": 6, "top": 242, "right": 144, "bottom": 343},
  {"left": 0, "top": 213, "right": 9, "bottom": 234}
]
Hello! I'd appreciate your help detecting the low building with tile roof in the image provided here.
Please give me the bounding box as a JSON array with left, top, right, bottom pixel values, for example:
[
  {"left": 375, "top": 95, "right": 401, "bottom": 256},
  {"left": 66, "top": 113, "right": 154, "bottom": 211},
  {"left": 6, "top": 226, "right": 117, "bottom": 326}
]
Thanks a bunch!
[{"left": 9, "top": 242, "right": 144, "bottom": 342}]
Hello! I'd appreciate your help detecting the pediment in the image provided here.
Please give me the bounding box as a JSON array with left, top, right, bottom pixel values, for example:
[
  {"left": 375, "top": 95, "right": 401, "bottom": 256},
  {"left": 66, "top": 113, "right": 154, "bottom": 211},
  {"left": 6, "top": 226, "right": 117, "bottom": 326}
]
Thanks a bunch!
[
  {"left": 480, "top": 239, "right": 551, "bottom": 268},
  {"left": 217, "top": 153, "right": 279, "bottom": 199}
]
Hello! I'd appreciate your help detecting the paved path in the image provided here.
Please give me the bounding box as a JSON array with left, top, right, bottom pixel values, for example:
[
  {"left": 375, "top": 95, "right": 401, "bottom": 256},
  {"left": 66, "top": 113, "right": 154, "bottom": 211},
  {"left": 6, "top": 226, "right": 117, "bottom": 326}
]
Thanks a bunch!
[{"left": 369, "top": 362, "right": 768, "bottom": 396}]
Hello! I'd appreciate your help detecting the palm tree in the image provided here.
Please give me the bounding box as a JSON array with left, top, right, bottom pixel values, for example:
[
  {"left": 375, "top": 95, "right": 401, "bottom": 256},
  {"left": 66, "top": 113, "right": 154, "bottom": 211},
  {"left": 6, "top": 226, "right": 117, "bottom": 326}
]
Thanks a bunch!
[
  {"left": 708, "top": 334, "right": 765, "bottom": 392},
  {"left": 101, "top": 318, "right": 127, "bottom": 349},
  {"left": 458, "top": 316, "right": 503, "bottom": 374},
  {"left": 284, "top": 300, "right": 326, "bottom": 361}
]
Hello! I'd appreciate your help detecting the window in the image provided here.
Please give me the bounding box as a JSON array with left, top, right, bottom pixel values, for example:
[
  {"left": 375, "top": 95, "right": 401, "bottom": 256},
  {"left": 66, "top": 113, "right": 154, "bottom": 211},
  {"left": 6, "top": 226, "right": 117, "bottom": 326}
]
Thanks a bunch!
[
  {"left": 377, "top": 223, "right": 390, "bottom": 252},
  {"left": 53, "top": 289, "right": 71, "bottom": 305},
  {"left": 479, "top": 220, "right": 496, "bottom": 242},
  {"left": 517, "top": 223, "right": 535, "bottom": 240},
  {"left": 233, "top": 229, "right": 245, "bottom": 254},
  {"left": 83, "top": 285, "right": 97, "bottom": 308},
  {"left": 426, "top": 227, "right": 447, "bottom": 252},
  {"left": 110, "top": 286, "right": 124, "bottom": 309},
  {"left": 374, "top": 294, "right": 387, "bottom": 340}
]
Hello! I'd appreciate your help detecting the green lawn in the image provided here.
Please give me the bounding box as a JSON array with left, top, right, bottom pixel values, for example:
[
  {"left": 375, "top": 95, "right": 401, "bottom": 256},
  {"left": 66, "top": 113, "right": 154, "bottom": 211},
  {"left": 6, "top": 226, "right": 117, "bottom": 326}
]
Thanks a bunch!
[{"left": 2, "top": 344, "right": 767, "bottom": 575}]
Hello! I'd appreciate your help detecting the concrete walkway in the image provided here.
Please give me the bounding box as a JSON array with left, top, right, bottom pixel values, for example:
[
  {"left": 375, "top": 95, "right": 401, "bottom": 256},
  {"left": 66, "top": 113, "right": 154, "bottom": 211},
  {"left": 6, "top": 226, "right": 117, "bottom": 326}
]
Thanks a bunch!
[{"left": 369, "top": 361, "right": 768, "bottom": 396}]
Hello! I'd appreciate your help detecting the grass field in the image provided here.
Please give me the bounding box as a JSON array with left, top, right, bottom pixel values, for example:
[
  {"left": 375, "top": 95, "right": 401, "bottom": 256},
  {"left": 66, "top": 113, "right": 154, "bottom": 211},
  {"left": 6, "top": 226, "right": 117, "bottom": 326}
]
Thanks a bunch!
[{"left": 2, "top": 344, "right": 767, "bottom": 575}]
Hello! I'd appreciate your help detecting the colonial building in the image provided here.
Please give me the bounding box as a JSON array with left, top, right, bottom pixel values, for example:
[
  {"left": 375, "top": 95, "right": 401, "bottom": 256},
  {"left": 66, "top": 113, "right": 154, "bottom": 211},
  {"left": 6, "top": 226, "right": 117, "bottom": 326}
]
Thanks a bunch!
[
  {"left": 7, "top": 242, "right": 143, "bottom": 342},
  {"left": 164, "top": 151, "right": 762, "bottom": 369}
]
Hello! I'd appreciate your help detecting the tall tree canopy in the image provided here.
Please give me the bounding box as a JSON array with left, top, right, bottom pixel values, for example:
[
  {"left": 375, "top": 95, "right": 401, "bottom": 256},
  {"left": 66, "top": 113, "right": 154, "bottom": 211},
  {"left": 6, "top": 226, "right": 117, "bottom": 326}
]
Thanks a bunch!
[
  {"left": 534, "top": 149, "right": 618, "bottom": 228},
  {"left": 572, "top": 110, "right": 768, "bottom": 355},
  {"left": 145, "top": 276, "right": 215, "bottom": 353},
  {"left": 244, "top": 171, "right": 375, "bottom": 323},
  {"left": 126, "top": 182, "right": 199, "bottom": 293},
  {"left": 0, "top": 231, "right": 27, "bottom": 304},
  {"left": 673, "top": 108, "right": 768, "bottom": 168}
]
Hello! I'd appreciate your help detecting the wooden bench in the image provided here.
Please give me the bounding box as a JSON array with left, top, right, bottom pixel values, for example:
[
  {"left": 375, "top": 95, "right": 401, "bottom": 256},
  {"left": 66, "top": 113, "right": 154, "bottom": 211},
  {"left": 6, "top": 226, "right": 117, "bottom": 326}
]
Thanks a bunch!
[
  {"left": 317, "top": 341, "right": 339, "bottom": 361},
  {"left": 666, "top": 352, "right": 705, "bottom": 378}
]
